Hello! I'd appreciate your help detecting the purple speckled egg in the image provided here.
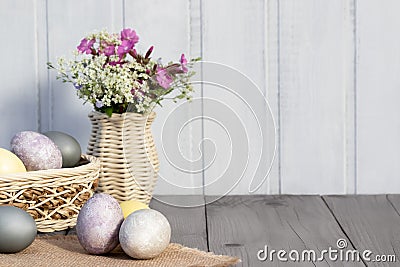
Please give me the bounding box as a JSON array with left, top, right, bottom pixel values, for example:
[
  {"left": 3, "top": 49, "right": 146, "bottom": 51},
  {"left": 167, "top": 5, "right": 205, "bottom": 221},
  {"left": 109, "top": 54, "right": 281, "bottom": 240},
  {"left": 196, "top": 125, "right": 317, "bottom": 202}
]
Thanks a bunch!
[
  {"left": 76, "top": 193, "right": 124, "bottom": 255},
  {"left": 11, "top": 131, "right": 62, "bottom": 171}
]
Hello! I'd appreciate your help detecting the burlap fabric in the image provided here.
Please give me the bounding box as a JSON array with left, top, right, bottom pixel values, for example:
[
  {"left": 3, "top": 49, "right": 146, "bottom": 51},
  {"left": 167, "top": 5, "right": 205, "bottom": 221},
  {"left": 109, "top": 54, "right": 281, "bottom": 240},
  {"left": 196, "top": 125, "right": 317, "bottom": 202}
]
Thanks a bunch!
[{"left": 0, "top": 236, "right": 240, "bottom": 267}]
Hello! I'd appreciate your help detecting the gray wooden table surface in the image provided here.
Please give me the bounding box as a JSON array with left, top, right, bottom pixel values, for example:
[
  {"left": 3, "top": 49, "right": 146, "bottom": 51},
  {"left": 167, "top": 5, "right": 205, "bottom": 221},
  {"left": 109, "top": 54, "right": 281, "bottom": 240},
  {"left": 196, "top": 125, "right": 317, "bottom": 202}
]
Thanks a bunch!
[{"left": 45, "top": 195, "right": 400, "bottom": 266}]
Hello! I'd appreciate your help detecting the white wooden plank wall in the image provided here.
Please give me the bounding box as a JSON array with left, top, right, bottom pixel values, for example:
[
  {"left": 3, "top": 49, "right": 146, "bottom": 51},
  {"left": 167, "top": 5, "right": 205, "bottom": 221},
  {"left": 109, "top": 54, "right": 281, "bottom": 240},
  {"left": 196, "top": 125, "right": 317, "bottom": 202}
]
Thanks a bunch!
[
  {"left": 278, "top": 0, "right": 355, "bottom": 194},
  {"left": 0, "top": 0, "right": 398, "bottom": 194},
  {"left": 0, "top": 1, "right": 38, "bottom": 151},
  {"left": 356, "top": 0, "right": 400, "bottom": 193}
]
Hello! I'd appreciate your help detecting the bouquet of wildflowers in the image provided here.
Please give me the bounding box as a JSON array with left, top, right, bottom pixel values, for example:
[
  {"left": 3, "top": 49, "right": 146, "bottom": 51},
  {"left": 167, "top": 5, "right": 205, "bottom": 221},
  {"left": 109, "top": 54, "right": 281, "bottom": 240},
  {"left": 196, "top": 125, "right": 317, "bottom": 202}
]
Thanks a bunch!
[{"left": 48, "top": 28, "right": 198, "bottom": 116}]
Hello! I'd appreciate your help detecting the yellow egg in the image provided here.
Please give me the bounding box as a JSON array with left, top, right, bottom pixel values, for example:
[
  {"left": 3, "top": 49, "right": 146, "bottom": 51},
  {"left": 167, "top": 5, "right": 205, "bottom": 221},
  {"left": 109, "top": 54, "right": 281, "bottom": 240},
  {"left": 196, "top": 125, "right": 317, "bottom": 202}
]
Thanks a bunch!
[
  {"left": 120, "top": 200, "right": 149, "bottom": 218},
  {"left": 0, "top": 148, "right": 26, "bottom": 174}
]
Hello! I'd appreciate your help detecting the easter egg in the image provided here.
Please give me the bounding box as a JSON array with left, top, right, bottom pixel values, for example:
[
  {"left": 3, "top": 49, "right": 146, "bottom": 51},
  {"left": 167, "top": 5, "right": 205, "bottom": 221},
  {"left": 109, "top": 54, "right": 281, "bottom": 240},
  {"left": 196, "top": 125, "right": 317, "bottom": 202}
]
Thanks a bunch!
[
  {"left": 0, "top": 148, "right": 26, "bottom": 174},
  {"left": 119, "top": 200, "right": 149, "bottom": 218},
  {"left": 11, "top": 131, "right": 62, "bottom": 171},
  {"left": 43, "top": 131, "right": 81, "bottom": 168},
  {"left": 119, "top": 209, "right": 171, "bottom": 259},
  {"left": 76, "top": 193, "right": 124, "bottom": 255},
  {"left": 0, "top": 206, "right": 37, "bottom": 253}
]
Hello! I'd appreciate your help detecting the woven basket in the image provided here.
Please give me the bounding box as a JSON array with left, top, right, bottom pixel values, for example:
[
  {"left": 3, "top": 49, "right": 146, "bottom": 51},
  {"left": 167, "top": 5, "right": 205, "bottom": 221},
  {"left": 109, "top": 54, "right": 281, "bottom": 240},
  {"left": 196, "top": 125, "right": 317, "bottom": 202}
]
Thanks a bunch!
[
  {"left": 87, "top": 111, "right": 159, "bottom": 205},
  {"left": 0, "top": 154, "right": 100, "bottom": 232}
]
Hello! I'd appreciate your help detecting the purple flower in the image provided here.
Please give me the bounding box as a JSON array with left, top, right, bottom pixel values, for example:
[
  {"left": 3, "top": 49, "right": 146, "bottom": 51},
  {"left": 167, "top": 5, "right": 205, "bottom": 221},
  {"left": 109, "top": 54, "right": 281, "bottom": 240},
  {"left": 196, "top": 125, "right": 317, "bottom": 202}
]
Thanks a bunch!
[
  {"left": 77, "top": 38, "right": 95, "bottom": 54},
  {"left": 120, "top": 28, "right": 139, "bottom": 45},
  {"left": 180, "top": 53, "right": 188, "bottom": 73},
  {"left": 103, "top": 45, "right": 115, "bottom": 56},
  {"left": 73, "top": 83, "right": 82, "bottom": 90},
  {"left": 95, "top": 100, "right": 103, "bottom": 108},
  {"left": 117, "top": 40, "right": 134, "bottom": 58},
  {"left": 156, "top": 67, "right": 173, "bottom": 89}
]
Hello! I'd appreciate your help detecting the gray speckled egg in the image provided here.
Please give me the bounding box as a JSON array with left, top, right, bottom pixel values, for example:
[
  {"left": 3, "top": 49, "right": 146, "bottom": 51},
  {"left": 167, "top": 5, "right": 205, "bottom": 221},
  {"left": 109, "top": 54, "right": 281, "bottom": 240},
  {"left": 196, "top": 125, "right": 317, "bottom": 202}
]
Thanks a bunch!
[
  {"left": 0, "top": 206, "right": 37, "bottom": 253},
  {"left": 43, "top": 131, "right": 81, "bottom": 168},
  {"left": 11, "top": 131, "right": 62, "bottom": 171},
  {"left": 76, "top": 193, "right": 124, "bottom": 255},
  {"left": 119, "top": 209, "right": 171, "bottom": 259}
]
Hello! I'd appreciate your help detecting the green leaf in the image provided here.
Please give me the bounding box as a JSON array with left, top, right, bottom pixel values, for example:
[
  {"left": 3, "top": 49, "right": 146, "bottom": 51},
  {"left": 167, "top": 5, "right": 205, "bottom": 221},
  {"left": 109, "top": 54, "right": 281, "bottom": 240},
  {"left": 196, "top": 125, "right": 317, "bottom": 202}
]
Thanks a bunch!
[{"left": 105, "top": 107, "right": 113, "bottom": 117}]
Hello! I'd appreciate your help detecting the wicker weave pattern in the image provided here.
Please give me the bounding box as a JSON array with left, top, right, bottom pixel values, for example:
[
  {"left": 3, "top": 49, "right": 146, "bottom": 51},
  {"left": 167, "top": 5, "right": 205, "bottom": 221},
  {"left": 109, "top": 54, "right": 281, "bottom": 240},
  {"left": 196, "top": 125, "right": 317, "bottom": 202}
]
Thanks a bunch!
[
  {"left": 0, "top": 155, "right": 100, "bottom": 232},
  {"left": 87, "top": 111, "right": 159, "bottom": 205}
]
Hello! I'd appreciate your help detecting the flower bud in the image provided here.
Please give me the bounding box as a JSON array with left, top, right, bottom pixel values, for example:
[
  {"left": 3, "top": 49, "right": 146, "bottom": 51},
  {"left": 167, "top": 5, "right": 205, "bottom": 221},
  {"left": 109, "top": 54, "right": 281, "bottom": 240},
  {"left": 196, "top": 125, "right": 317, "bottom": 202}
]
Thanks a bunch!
[
  {"left": 129, "top": 49, "right": 138, "bottom": 58},
  {"left": 145, "top": 46, "right": 154, "bottom": 59}
]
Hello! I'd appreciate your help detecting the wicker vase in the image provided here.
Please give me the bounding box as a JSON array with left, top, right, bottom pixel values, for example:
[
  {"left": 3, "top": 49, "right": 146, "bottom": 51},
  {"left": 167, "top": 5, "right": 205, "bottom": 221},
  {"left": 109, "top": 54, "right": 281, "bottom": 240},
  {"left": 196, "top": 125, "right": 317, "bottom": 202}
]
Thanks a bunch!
[{"left": 87, "top": 111, "right": 159, "bottom": 205}]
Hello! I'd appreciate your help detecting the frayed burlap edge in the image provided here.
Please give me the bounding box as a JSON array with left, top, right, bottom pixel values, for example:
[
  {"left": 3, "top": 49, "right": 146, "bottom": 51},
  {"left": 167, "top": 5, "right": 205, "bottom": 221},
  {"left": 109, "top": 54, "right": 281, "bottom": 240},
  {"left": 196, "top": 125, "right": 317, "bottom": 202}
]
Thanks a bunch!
[{"left": 178, "top": 245, "right": 241, "bottom": 267}]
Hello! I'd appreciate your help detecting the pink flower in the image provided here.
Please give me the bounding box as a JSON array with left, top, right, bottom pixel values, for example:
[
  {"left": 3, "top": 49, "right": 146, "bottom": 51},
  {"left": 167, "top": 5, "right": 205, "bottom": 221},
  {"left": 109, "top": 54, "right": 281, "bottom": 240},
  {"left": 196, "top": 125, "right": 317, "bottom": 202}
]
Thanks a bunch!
[
  {"left": 77, "top": 38, "right": 95, "bottom": 54},
  {"left": 103, "top": 45, "right": 115, "bottom": 56},
  {"left": 117, "top": 40, "right": 134, "bottom": 58},
  {"left": 180, "top": 53, "right": 188, "bottom": 73},
  {"left": 120, "top": 28, "right": 139, "bottom": 45},
  {"left": 156, "top": 67, "right": 173, "bottom": 89}
]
